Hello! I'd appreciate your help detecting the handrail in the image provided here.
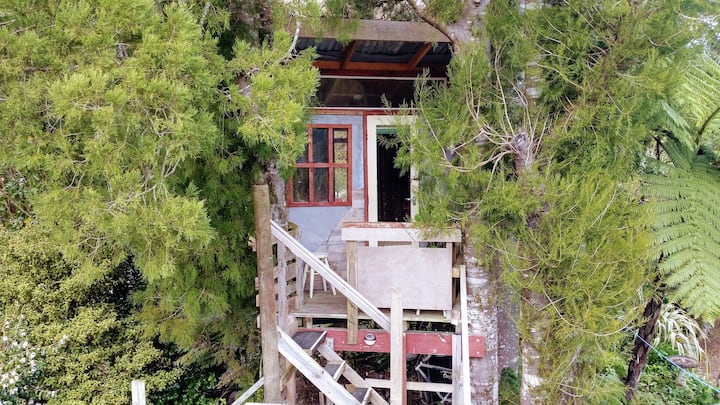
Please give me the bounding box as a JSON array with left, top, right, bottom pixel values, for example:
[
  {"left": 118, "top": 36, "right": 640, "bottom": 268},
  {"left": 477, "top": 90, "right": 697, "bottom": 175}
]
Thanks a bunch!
[
  {"left": 230, "top": 377, "right": 264, "bottom": 405},
  {"left": 270, "top": 220, "right": 391, "bottom": 332}
]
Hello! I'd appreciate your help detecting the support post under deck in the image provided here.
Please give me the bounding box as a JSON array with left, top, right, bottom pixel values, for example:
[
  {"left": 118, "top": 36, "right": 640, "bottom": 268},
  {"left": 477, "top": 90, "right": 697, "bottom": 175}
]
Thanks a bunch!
[
  {"left": 390, "top": 287, "right": 407, "bottom": 405},
  {"left": 253, "top": 184, "right": 281, "bottom": 403},
  {"left": 346, "top": 240, "right": 359, "bottom": 344}
]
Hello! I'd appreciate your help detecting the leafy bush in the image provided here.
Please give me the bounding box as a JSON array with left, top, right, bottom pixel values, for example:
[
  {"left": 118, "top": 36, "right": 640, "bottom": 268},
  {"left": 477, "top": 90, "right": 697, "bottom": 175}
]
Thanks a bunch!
[
  {"left": 151, "top": 366, "right": 226, "bottom": 405},
  {"left": 0, "top": 309, "right": 60, "bottom": 404},
  {"left": 633, "top": 342, "right": 717, "bottom": 404}
]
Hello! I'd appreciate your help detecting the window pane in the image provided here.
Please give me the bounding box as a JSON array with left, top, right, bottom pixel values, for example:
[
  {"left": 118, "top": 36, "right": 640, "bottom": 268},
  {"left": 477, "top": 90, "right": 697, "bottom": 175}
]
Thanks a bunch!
[
  {"left": 292, "top": 168, "right": 309, "bottom": 202},
  {"left": 312, "top": 128, "right": 329, "bottom": 163},
  {"left": 333, "top": 129, "right": 348, "bottom": 164},
  {"left": 313, "top": 168, "right": 328, "bottom": 202},
  {"left": 334, "top": 168, "right": 348, "bottom": 202}
]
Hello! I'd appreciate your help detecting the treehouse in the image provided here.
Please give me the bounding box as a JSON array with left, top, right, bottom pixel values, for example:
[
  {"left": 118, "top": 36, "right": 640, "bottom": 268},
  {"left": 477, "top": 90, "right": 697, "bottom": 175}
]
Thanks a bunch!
[{"left": 238, "top": 20, "right": 485, "bottom": 405}]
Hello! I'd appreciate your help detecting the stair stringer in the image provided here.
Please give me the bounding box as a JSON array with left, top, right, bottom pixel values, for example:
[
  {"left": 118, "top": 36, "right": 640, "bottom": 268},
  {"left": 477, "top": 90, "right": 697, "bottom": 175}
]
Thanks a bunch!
[
  {"left": 317, "top": 340, "right": 389, "bottom": 405},
  {"left": 277, "top": 328, "right": 361, "bottom": 405}
]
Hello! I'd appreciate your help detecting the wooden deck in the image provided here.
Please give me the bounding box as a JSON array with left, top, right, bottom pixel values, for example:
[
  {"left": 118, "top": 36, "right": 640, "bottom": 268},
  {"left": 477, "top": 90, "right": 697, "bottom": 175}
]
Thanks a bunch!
[{"left": 293, "top": 290, "right": 461, "bottom": 325}]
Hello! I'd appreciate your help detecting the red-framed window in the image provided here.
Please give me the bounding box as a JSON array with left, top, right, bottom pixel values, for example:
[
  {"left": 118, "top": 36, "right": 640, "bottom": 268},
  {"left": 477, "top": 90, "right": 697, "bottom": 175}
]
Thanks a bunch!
[{"left": 288, "top": 125, "right": 352, "bottom": 206}]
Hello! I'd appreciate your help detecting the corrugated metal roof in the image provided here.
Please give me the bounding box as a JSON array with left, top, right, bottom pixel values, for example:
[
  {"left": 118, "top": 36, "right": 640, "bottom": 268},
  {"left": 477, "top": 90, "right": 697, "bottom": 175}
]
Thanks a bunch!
[{"left": 296, "top": 38, "right": 451, "bottom": 67}]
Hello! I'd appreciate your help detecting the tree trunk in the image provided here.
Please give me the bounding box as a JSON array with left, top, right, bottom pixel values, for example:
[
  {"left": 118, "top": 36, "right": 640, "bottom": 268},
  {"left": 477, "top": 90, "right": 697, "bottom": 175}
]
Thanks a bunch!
[
  {"left": 262, "top": 157, "right": 288, "bottom": 226},
  {"left": 497, "top": 277, "right": 520, "bottom": 375},
  {"left": 514, "top": 122, "right": 544, "bottom": 404},
  {"left": 520, "top": 288, "right": 547, "bottom": 404},
  {"left": 625, "top": 283, "right": 665, "bottom": 401},
  {"left": 464, "top": 235, "right": 499, "bottom": 403}
]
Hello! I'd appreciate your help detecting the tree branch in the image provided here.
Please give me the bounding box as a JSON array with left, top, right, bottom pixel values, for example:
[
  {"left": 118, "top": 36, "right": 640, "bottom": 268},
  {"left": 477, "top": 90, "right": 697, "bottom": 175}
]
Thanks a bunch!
[
  {"left": 199, "top": 1, "right": 211, "bottom": 33},
  {"left": 405, "top": 0, "right": 456, "bottom": 50},
  {"left": 278, "top": 19, "right": 301, "bottom": 65}
]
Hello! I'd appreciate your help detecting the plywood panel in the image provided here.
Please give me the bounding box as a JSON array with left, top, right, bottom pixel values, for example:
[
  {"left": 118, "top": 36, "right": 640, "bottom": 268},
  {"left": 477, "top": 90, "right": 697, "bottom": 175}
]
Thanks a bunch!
[
  {"left": 357, "top": 246, "right": 451, "bottom": 310},
  {"left": 342, "top": 223, "right": 461, "bottom": 243}
]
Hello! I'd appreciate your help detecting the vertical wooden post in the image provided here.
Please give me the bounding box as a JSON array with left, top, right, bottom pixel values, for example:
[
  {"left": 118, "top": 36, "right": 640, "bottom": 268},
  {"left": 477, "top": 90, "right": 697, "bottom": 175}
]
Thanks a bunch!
[
  {"left": 452, "top": 334, "right": 463, "bottom": 405},
  {"left": 460, "top": 265, "right": 472, "bottom": 405},
  {"left": 277, "top": 243, "right": 287, "bottom": 329},
  {"left": 253, "top": 184, "right": 281, "bottom": 403},
  {"left": 390, "top": 287, "right": 407, "bottom": 405},
  {"left": 346, "top": 240, "right": 359, "bottom": 345},
  {"left": 131, "top": 380, "right": 146, "bottom": 405},
  {"left": 285, "top": 370, "right": 298, "bottom": 405}
]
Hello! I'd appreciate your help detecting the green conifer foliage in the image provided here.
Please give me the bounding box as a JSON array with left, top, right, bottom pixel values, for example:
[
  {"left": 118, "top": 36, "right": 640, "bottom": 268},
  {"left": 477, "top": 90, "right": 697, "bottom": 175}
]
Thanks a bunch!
[
  {"left": 400, "top": 0, "right": 708, "bottom": 401},
  {"left": 0, "top": 0, "right": 319, "bottom": 393},
  {"left": 0, "top": 223, "right": 184, "bottom": 403}
]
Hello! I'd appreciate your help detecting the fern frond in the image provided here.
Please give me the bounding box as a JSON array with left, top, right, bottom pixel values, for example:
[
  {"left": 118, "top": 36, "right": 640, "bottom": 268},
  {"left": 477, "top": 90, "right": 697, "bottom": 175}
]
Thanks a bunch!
[
  {"left": 660, "top": 137, "right": 694, "bottom": 169},
  {"left": 679, "top": 55, "right": 720, "bottom": 148},
  {"left": 645, "top": 152, "right": 720, "bottom": 321}
]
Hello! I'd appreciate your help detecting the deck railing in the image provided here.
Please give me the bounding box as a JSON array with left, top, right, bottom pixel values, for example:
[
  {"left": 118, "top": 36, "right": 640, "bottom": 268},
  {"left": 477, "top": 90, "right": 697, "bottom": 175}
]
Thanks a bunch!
[{"left": 270, "top": 220, "right": 391, "bottom": 332}]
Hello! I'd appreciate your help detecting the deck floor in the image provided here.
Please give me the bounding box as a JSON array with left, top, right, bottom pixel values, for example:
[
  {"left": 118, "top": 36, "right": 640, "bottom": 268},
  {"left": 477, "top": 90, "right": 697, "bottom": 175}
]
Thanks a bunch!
[{"left": 292, "top": 290, "right": 461, "bottom": 325}]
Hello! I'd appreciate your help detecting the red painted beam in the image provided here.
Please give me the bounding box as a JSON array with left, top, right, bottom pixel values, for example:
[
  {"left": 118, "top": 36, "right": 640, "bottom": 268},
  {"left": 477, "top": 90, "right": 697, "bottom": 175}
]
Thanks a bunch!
[{"left": 299, "top": 328, "right": 485, "bottom": 358}]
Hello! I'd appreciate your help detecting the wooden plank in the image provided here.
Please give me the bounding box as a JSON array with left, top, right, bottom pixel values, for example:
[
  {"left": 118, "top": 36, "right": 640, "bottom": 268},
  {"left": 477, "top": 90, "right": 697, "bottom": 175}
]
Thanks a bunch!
[
  {"left": 285, "top": 370, "right": 297, "bottom": 405},
  {"left": 271, "top": 220, "right": 391, "bottom": 332},
  {"left": 277, "top": 243, "right": 287, "bottom": 329},
  {"left": 347, "top": 240, "right": 359, "bottom": 344},
  {"left": 298, "top": 328, "right": 485, "bottom": 357},
  {"left": 314, "top": 60, "right": 424, "bottom": 72},
  {"left": 324, "top": 361, "right": 345, "bottom": 381},
  {"left": 292, "top": 330, "right": 326, "bottom": 351},
  {"left": 357, "top": 246, "right": 452, "bottom": 310},
  {"left": 407, "top": 43, "right": 433, "bottom": 69},
  {"left": 277, "top": 327, "right": 361, "bottom": 405},
  {"left": 253, "top": 185, "right": 281, "bottom": 403},
  {"left": 245, "top": 403, "right": 283, "bottom": 405},
  {"left": 341, "top": 223, "right": 461, "bottom": 243},
  {"left": 390, "top": 288, "right": 407, "bottom": 405},
  {"left": 316, "top": 340, "right": 389, "bottom": 405},
  {"left": 366, "top": 378, "right": 453, "bottom": 393},
  {"left": 452, "top": 335, "right": 462, "bottom": 405},
  {"left": 352, "top": 387, "right": 371, "bottom": 404},
  {"left": 341, "top": 40, "right": 359, "bottom": 69},
  {"left": 230, "top": 377, "right": 264, "bottom": 405},
  {"left": 298, "top": 19, "right": 450, "bottom": 43},
  {"left": 293, "top": 292, "right": 460, "bottom": 323},
  {"left": 131, "top": 380, "right": 146, "bottom": 405},
  {"left": 460, "top": 265, "right": 471, "bottom": 405}
]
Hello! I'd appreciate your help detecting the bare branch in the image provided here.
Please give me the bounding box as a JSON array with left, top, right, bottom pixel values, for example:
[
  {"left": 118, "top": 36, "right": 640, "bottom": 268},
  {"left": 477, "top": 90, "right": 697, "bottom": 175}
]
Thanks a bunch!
[
  {"left": 405, "top": 0, "right": 456, "bottom": 50},
  {"left": 199, "top": 1, "right": 211, "bottom": 33}
]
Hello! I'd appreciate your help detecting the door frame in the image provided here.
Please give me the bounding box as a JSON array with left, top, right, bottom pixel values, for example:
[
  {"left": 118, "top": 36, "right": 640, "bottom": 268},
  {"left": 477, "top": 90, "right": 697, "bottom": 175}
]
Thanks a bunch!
[{"left": 365, "top": 114, "right": 417, "bottom": 223}]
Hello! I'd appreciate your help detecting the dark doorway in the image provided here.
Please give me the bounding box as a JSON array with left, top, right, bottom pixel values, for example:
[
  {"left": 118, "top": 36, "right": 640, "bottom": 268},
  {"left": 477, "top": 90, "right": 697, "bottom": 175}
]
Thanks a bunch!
[{"left": 376, "top": 129, "right": 410, "bottom": 222}]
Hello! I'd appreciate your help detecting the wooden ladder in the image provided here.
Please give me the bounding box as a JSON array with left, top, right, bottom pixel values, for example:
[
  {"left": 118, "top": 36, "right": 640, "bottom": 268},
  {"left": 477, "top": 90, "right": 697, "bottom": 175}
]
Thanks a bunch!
[{"left": 277, "top": 328, "right": 388, "bottom": 405}]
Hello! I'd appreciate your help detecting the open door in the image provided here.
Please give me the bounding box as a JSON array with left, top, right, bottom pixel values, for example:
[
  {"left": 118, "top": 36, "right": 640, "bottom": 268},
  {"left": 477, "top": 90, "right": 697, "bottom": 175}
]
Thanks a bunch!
[{"left": 366, "top": 115, "right": 418, "bottom": 223}]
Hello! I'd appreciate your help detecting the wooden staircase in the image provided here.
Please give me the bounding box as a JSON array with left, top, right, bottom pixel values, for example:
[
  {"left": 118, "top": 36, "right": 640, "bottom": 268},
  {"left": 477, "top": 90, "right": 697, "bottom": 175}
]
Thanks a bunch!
[{"left": 277, "top": 328, "right": 388, "bottom": 405}]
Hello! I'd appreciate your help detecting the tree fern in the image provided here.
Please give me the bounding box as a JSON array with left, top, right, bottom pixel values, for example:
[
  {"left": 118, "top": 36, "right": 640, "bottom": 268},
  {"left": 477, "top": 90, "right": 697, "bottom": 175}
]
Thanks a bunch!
[{"left": 644, "top": 55, "right": 720, "bottom": 322}]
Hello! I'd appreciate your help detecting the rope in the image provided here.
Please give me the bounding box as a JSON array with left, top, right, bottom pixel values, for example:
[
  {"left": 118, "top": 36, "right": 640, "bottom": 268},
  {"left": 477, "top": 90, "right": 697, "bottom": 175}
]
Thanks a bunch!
[{"left": 627, "top": 327, "right": 720, "bottom": 395}]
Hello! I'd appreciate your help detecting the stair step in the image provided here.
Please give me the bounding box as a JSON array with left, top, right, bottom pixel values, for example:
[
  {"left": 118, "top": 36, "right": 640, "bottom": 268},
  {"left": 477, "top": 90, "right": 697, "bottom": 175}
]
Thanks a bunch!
[
  {"left": 292, "top": 331, "right": 327, "bottom": 352},
  {"left": 352, "top": 387, "right": 371, "bottom": 405},
  {"left": 324, "top": 361, "right": 345, "bottom": 381}
]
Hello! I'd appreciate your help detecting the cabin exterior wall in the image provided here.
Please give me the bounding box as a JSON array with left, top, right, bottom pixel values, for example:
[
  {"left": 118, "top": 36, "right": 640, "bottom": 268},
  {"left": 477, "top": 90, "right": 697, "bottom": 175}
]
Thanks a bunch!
[{"left": 288, "top": 113, "right": 366, "bottom": 277}]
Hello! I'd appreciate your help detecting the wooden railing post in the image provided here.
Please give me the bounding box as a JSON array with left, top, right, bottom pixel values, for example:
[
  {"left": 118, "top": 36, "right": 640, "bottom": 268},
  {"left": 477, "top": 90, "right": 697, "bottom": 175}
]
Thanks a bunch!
[
  {"left": 346, "top": 240, "right": 359, "bottom": 344},
  {"left": 390, "top": 287, "right": 407, "bottom": 405},
  {"left": 131, "top": 380, "right": 146, "bottom": 405},
  {"left": 277, "top": 242, "right": 287, "bottom": 329},
  {"left": 253, "top": 184, "right": 281, "bottom": 403}
]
